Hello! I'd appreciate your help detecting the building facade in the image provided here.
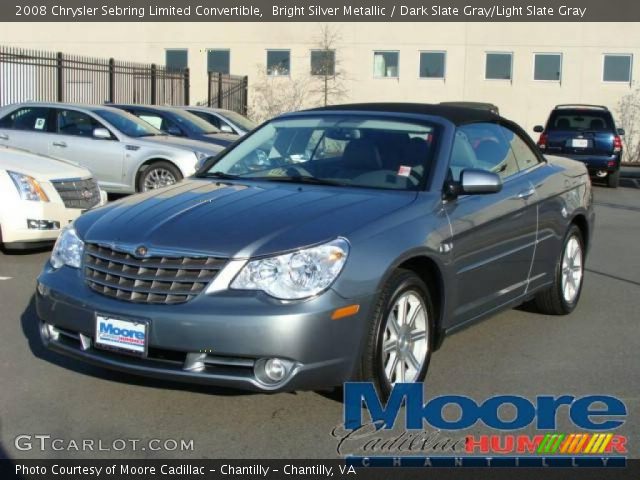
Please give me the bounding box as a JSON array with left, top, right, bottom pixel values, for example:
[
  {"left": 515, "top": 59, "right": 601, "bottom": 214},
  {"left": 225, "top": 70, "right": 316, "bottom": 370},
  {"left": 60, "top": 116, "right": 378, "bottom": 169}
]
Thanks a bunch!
[{"left": 0, "top": 22, "right": 638, "bottom": 134}]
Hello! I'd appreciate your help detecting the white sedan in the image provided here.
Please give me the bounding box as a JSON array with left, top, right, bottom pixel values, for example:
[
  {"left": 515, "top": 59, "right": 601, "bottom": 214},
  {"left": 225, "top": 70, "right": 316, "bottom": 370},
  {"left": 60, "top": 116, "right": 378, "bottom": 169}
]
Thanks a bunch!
[{"left": 0, "top": 146, "right": 107, "bottom": 250}]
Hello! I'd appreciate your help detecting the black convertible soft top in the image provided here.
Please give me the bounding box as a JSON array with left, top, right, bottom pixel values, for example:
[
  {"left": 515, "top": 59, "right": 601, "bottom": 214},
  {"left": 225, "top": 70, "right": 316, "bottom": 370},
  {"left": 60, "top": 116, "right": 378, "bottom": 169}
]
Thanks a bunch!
[{"left": 307, "top": 102, "right": 501, "bottom": 126}]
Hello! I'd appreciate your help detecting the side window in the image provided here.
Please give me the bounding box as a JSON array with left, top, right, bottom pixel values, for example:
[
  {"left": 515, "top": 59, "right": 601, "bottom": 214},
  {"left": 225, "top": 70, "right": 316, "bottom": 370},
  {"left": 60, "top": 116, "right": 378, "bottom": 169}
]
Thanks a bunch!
[
  {"left": 57, "top": 109, "right": 102, "bottom": 137},
  {"left": 193, "top": 111, "right": 221, "bottom": 129},
  {"left": 500, "top": 126, "right": 541, "bottom": 171},
  {"left": 0, "top": 107, "right": 52, "bottom": 132},
  {"left": 457, "top": 123, "right": 520, "bottom": 179}
]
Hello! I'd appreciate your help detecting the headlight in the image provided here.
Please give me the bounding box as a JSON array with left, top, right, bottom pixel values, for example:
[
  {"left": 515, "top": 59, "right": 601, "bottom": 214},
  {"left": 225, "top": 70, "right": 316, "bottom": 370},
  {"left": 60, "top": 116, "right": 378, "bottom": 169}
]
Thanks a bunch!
[
  {"left": 50, "top": 225, "right": 84, "bottom": 269},
  {"left": 8, "top": 171, "right": 49, "bottom": 202},
  {"left": 230, "top": 238, "right": 349, "bottom": 300}
]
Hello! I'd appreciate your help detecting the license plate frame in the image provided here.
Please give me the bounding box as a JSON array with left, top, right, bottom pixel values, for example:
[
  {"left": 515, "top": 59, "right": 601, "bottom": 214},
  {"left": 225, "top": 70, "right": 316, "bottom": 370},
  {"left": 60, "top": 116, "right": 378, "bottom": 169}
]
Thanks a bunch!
[
  {"left": 94, "top": 314, "right": 149, "bottom": 357},
  {"left": 572, "top": 138, "right": 589, "bottom": 148}
]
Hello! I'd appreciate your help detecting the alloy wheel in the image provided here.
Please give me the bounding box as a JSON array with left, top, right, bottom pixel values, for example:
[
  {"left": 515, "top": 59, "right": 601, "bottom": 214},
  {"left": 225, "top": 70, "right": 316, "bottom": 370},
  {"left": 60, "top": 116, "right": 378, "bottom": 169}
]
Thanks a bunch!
[
  {"left": 143, "top": 168, "right": 177, "bottom": 191},
  {"left": 561, "top": 235, "right": 583, "bottom": 304},
  {"left": 381, "top": 291, "right": 429, "bottom": 384}
]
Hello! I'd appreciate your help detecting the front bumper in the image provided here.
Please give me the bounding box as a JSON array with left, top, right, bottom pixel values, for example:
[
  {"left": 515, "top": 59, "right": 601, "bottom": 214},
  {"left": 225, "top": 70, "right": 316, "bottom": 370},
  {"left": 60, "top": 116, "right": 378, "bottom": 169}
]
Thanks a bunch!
[
  {"left": 35, "top": 264, "right": 373, "bottom": 392},
  {"left": 0, "top": 191, "right": 107, "bottom": 248}
]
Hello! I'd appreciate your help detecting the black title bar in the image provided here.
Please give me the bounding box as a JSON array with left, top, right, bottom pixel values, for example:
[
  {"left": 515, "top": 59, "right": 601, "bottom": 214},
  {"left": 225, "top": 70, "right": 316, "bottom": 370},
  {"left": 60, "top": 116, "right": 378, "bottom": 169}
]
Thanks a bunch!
[{"left": 4, "top": 0, "right": 640, "bottom": 22}]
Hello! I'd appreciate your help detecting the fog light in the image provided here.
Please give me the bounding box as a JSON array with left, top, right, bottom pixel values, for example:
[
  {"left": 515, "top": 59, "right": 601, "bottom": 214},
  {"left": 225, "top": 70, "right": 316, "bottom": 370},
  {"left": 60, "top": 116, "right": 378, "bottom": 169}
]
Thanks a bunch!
[
  {"left": 265, "top": 358, "right": 286, "bottom": 382},
  {"left": 27, "top": 219, "right": 60, "bottom": 230},
  {"left": 254, "top": 357, "right": 294, "bottom": 385},
  {"left": 44, "top": 323, "right": 60, "bottom": 341}
]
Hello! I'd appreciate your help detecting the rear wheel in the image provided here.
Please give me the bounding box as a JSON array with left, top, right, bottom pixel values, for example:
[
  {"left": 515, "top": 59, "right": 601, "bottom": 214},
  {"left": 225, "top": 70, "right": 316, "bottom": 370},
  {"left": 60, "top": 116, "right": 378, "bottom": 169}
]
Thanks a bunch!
[
  {"left": 137, "top": 161, "right": 182, "bottom": 192},
  {"left": 607, "top": 170, "right": 620, "bottom": 188},
  {"left": 357, "top": 270, "right": 434, "bottom": 401},
  {"left": 535, "top": 225, "right": 585, "bottom": 315}
]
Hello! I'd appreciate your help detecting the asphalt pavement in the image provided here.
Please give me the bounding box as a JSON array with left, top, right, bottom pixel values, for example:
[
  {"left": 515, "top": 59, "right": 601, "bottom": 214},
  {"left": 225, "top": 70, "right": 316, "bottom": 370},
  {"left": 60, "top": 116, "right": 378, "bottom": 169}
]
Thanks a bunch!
[{"left": 0, "top": 183, "right": 638, "bottom": 460}]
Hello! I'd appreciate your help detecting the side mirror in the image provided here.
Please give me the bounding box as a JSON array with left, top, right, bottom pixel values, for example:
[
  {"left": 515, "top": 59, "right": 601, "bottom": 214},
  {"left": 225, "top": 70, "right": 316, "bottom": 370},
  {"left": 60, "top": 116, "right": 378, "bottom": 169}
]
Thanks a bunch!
[
  {"left": 166, "top": 126, "right": 183, "bottom": 136},
  {"left": 617, "top": 128, "right": 625, "bottom": 136},
  {"left": 93, "top": 128, "right": 112, "bottom": 140},
  {"left": 533, "top": 125, "right": 544, "bottom": 133},
  {"left": 220, "top": 124, "right": 234, "bottom": 134},
  {"left": 460, "top": 169, "right": 502, "bottom": 194}
]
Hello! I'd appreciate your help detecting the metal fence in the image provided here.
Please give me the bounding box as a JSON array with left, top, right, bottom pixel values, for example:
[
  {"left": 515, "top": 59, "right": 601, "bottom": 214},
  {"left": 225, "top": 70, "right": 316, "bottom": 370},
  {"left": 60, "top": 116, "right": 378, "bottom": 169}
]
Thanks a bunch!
[
  {"left": 206, "top": 72, "right": 248, "bottom": 115},
  {"left": 0, "top": 46, "right": 189, "bottom": 107}
]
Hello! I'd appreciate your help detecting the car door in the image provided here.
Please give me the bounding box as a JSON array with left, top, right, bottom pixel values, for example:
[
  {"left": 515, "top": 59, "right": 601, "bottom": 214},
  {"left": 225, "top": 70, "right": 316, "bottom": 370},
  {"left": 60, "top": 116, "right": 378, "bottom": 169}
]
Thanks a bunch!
[
  {"left": 0, "top": 106, "right": 54, "bottom": 155},
  {"left": 505, "top": 124, "right": 565, "bottom": 294},
  {"left": 48, "top": 108, "right": 126, "bottom": 189},
  {"left": 444, "top": 122, "right": 538, "bottom": 325}
]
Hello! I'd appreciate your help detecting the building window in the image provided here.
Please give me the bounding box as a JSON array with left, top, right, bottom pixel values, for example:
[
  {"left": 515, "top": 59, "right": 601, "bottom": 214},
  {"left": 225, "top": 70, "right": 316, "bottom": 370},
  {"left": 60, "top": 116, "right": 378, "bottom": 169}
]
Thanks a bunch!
[
  {"left": 485, "top": 52, "right": 513, "bottom": 80},
  {"left": 310, "top": 50, "right": 335, "bottom": 76},
  {"left": 534, "top": 53, "right": 562, "bottom": 81},
  {"left": 373, "top": 51, "right": 399, "bottom": 78},
  {"left": 207, "top": 49, "right": 230, "bottom": 74},
  {"left": 165, "top": 49, "right": 188, "bottom": 71},
  {"left": 267, "top": 50, "right": 290, "bottom": 76},
  {"left": 603, "top": 54, "right": 632, "bottom": 82},
  {"left": 419, "top": 51, "right": 446, "bottom": 79}
]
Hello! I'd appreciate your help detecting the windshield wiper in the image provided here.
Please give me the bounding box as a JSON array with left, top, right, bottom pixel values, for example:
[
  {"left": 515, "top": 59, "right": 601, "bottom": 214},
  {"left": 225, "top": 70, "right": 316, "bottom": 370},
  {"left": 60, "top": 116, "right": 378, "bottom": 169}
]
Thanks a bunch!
[
  {"left": 250, "top": 175, "right": 346, "bottom": 187},
  {"left": 198, "top": 171, "right": 240, "bottom": 180}
]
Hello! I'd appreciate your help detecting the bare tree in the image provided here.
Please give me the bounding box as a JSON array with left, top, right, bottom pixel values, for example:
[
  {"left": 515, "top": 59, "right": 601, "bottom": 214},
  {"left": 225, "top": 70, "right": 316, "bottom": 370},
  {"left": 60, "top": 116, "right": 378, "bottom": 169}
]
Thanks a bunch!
[
  {"left": 247, "top": 65, "right": 311, "bottom": 123},
  {"left": 310, "top": 24, "right": 348, "bottom": 106},
  {"left": 617, "top": 88, "right": 640, "bottom": 164}
]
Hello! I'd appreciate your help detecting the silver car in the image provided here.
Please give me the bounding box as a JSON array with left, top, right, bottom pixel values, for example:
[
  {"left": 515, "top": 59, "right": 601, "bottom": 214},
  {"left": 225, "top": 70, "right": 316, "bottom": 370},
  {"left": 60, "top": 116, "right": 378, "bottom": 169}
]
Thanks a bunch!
[
  {"left": 0, "top": 103, "right": 224, "bottom": 193},
  {"left": 181, "top": 106, "right": 257, "bottom": 136}
]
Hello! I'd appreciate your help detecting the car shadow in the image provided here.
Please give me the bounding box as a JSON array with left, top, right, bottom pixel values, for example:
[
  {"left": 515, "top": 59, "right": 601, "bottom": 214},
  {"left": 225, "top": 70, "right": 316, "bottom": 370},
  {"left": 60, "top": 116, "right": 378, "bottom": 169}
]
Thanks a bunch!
[
  {"left": 0, "top": 245, "right": 51, "bottom": 256},
  {"left": 19, "top": 294, "right": 260, "bottom": 398}
]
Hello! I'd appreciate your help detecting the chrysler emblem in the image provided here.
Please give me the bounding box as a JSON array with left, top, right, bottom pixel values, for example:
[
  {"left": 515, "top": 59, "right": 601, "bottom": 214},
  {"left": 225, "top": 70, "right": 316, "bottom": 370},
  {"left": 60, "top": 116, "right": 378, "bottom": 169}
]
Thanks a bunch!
[{"left": 135, "top": 246, "right": 148, "bottom": 257}]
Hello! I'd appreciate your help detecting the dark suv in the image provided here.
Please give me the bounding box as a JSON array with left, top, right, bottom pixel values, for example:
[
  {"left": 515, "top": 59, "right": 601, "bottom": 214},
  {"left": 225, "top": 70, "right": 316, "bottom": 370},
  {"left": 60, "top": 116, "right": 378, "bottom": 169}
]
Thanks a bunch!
[{"left": 534, "top": 104, "right": 624, "bottom": 188}]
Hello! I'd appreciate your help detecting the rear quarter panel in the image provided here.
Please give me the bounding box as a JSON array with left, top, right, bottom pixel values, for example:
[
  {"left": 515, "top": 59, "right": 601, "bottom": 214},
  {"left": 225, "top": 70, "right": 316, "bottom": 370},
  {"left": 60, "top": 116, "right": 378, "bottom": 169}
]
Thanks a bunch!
[{"left": 526, "top": 155, "right": 593, "bottom": 292}]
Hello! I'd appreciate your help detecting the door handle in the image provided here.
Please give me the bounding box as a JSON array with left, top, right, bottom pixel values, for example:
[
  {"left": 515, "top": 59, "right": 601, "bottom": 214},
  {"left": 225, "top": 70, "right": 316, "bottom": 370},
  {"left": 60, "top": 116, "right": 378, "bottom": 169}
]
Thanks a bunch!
[
  {"left": 516, "top": 187, "right": 536, "bottom": 200},
  {"left": 52, "top": 141, "right": 67, "bottom": 148},
  {"left": 0, "top": 133, "right": 8, "bottom": 140}
]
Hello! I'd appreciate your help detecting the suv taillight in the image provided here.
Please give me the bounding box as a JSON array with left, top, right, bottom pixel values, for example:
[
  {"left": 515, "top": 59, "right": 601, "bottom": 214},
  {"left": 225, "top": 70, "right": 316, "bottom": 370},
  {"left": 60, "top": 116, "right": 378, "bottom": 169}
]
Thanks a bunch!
[
  {"left": 537, "top": 132, "right": 548, "bottom": 150},
  {"left": 613, "top": 135, "right": 622, "bottom": 153}
]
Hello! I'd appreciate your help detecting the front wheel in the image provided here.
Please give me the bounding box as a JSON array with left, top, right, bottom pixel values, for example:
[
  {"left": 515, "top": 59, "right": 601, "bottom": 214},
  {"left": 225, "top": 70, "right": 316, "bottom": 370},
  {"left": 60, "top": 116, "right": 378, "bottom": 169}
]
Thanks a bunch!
[
  {"left": 357, "top": 270, "right": 434, "bottom": 401},
  {"left": 535, "top": 225, "right": 585, "bottom": 315},
  {"left": 138, "top": 161, "right": 183, "bottom": 192}
]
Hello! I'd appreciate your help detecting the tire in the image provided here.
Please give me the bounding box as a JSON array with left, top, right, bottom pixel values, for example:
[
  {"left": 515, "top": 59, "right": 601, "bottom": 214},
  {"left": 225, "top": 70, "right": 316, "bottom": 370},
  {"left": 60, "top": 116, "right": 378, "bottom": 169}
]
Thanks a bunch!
[
  {"left": 357, "top": 269, "right": 435, "bottom": 401},
  {"left": 137, "top": 161, "right": 183, "bottom": 192},
  {"left": 534, "top": 225, "right": 585, "bottom": 315},
  {"left": 607, "top": 170, "right": 620, "bottom": 188}
]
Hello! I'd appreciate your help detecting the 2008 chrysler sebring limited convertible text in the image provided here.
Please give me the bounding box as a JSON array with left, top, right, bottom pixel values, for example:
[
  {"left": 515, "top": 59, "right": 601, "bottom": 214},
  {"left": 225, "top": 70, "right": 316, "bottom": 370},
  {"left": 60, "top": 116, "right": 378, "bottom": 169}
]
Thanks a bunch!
[{"left": 36, "top": 104, "right": 594, "bottom": 399}]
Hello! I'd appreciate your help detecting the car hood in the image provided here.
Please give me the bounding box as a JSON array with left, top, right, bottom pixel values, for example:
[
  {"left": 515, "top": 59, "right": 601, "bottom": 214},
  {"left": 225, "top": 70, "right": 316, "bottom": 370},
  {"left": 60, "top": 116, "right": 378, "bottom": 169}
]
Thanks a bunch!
[
  {"left": 76, "top": 179, "right": 417, "bottom": 258},
  {"left": 0, "top": 146, "right": 91, "bottom": 180},
  {"left": 140, "top": 135, "right": 223, "bottom": 156}
]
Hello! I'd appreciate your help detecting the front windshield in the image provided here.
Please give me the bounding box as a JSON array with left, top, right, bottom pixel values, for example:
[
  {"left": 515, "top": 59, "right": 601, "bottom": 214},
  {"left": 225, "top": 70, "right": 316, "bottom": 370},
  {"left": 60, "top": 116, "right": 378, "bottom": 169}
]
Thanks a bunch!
[
  {"left": 93, "top": 109, "right": 162, "bottom": 137},
  {"left": 202, "top": 115, "right": 438, "bottom": 191},
  {"left": 172, "top": 110, "right": 221, "bottom": 134},
  {"left": 219, "top": 110, "right": 257, "bottom": 132}
]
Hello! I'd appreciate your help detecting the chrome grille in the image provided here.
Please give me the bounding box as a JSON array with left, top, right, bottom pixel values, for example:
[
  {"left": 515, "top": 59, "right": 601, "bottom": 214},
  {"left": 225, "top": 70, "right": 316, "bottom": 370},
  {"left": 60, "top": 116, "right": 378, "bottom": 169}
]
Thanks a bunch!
[
  {"left": 84, "top": 244, "right": 226, "bottom": 304},
  {"left": 51, "top": 178, "right": 101, "bottom": 210}
]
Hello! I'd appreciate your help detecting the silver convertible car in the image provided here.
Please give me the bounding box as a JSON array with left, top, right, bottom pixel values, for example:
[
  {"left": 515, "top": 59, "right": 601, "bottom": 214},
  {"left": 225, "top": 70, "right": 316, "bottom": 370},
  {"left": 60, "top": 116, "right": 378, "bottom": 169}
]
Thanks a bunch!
[{"left": 35, "top": 104, "right": 593, "bottom": 399}]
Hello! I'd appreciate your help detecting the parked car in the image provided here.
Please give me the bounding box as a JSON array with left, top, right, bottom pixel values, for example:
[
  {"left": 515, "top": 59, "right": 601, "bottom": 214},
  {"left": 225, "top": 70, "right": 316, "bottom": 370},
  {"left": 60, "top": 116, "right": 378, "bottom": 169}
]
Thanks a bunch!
[
  {"left": 110, "top": 104, "right": 238, "bottom": 148},
  {"left": 0, "top": 103, "right": 223, "bottom": 193},
  {"left": 0, "top": 145, "right": 106, "bottom": 250},
  {"left": 534, "top": 104, "right": 624, "bottom": 188},
  {"left": 36, "top": 103, "right": 593, "bottom": 400},
  {"left": 440, "top": 101, "right": 500, "bottom": 115},
  {"left": 181, "top": 106, "right": 257, "bottom": 136}
]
